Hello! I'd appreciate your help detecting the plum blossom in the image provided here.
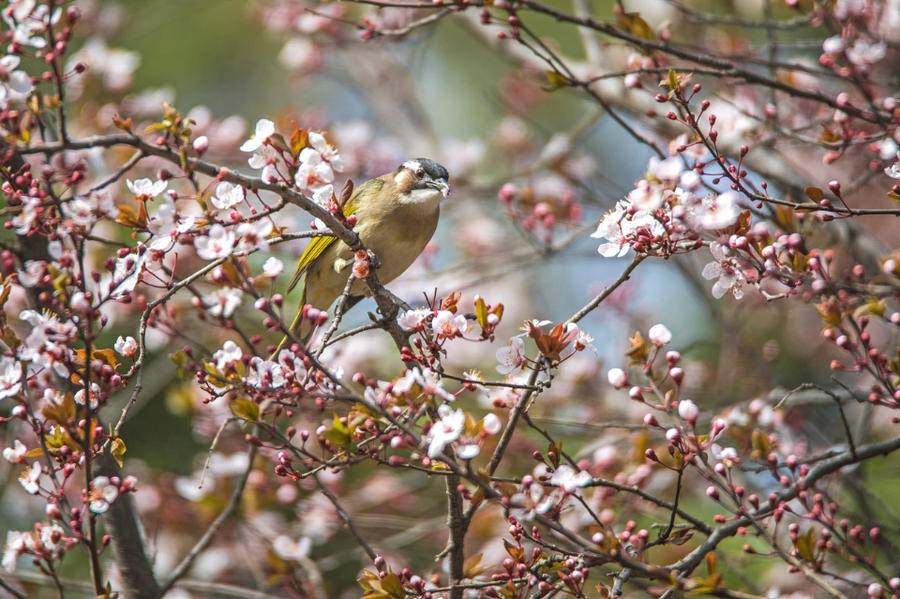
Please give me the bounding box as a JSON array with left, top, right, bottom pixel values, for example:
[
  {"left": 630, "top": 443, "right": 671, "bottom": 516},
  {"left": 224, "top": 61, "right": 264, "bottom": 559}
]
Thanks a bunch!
[
  {"left": 18, "top": 310, "right": 77, "bottom": 377},
  {"left": 3, "top": 531, "right": 28, "bottom": 572},
  {"left": 0, "top": 356, "right": 22, "bottom": 400},
  {"left": 240, "top": 118, "right": 276, "bottom": 153},
  {"left": 702, "top": 242, "right": 746, "bottom": 300},
  {"left": 496, "top": 336, "right": 526, "bottom": 375},
  {"left": 398, "top": 308, "right": 431, "bottom": 331},
  {"left": 246, "top": 357, "right": 286, "bottom": 389},
  {"left": 213, "top": 340, "right": 243, "bottom": 370},
  {"left": 295, "top": 152, "right": 335, "bottom": 204},
  {"left": 3, "top": 440, "right": 27, "bottom": 464},
  {"left": 393, "top": 368, "right": 454, "bottom": 402},
  {"left": 205, "top": 287, "right": 242, "bottom": 318},
  {"left": 19, "top": 462, "right": 42, "bottom": 495},
  {"left": 126, "top": 178, "right": 167, "bottom": 199},
  {"left": 678, "top": 399, "right": 699, "bottom": 422},
  {"left": 846, "top": 38, "right": 886, "bottom": 67},
  {"left": 550, "top": 465, "right": 591, "bottom": 492},
  {"left": 626, "top": 179, "right": 664, "bottom": 211},
  {"left": 236, "top": 219, "right": 273, "bottom": 252},
  {"left": 648, "top": 323, "right": 672, "bottom": 346},
  {"left": 482, "top": 412, "right": 502, "bottom": 435},
  {"left": 106, "top": 250, "right": 147, "bottom": 299},
  {"left": 306, "top": 131, "right": 344, "bottom": 172},
  {"left": 432, "top": 310, "right": 467, "bottom": 339},
  {"left": 3, "top": 0, "right": 56, "bottom": 48},
  {"left": 591, "top": 200, "right": 665, "bottom": 257},
  {"left": 697, "top": 191, "right": 741, "bottom": 230},
  {"left": 148, "top": 198, "right": 196, "bottom": 251},
  {"left": 195, "top": 225, "right": 236, "bottom": 260},
  {"left": 0, "top": 55, "right": 34, "bottom": 106},
  {"left": 273, "top": 535, "right": 312, "bottom": 562},
  {"left": 114, "top": 336, "right": 138, "bottom": 358},
  {"left": 607, "top": 367, "right": 627, "bottom": 388},
  {"left": 426, "top": 404, "right": 465, "bottom": 458},
  {"left": 211, "top": 182, "right": 245, "bottom": 210},
  {"left": 262, "top": 256, "right": 283, "bottom": 278},
  {"left": 74, "top": 382, "right": 101, "bottom": 410},
  {"left": 647, "top": 155, "right": 683, "bottom": 184},
  {"left": 10, "top": 195, "right": 41, "bottom": 235},
  {"left": 88, "top": 476, "right": 119, "bottom": 514}
]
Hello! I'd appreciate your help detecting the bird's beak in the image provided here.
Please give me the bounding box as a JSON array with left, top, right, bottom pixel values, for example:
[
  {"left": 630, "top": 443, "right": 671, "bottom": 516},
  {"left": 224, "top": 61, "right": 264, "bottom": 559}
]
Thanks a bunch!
[{"left": 430, "top": 179, "right": 450, "bottom": 198}]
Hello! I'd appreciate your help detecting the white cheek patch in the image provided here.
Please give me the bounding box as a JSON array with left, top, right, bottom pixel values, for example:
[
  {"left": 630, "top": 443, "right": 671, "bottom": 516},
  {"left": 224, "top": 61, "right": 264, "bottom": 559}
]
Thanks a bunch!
[{"left": 402, "top": 160, "right": 422, "bottom": 173}]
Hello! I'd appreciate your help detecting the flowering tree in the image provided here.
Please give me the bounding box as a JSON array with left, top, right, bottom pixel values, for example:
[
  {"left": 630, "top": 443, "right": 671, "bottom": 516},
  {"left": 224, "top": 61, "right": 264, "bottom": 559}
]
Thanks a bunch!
[{"left": 0, "top": 0, "right": 898, "bottom": 597}]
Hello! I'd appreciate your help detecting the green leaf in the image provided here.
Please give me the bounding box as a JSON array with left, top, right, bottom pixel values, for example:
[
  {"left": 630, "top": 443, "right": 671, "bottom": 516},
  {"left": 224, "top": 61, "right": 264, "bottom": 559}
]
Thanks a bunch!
[{"left": 230, "top": 398, "right": 260, "bottom": 423}]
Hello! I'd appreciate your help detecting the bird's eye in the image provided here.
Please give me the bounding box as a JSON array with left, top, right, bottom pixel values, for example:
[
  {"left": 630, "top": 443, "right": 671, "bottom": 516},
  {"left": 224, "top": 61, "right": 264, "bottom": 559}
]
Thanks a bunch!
[{"left": 416, "top": 168, "right": 425, "bottom": 177}]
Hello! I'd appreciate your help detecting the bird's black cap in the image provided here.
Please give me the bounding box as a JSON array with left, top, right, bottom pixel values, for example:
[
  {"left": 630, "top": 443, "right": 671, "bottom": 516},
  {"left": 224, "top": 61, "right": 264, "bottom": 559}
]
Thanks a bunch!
[{"left": 412, "top": 158, "right": 449, "bottom": 182}]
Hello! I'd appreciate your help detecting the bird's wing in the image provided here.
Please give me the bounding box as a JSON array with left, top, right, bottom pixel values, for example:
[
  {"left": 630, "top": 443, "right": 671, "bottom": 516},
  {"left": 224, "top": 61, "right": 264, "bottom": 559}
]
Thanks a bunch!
[{"left": 286, "top": 177, "right": 385, "bottom": 292}]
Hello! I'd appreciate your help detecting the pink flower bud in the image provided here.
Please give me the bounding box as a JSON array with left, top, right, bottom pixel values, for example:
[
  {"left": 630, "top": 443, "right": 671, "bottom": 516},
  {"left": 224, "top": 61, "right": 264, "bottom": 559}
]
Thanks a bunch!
[{"left": 677, "top": 399, "right": 699, "bottom": 423}]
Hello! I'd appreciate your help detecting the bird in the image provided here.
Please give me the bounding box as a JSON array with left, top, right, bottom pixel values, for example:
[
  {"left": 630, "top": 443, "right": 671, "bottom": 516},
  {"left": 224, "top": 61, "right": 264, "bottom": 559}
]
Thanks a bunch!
[{"left": 285, "top": 158, "right": 450, "bottom": 343}]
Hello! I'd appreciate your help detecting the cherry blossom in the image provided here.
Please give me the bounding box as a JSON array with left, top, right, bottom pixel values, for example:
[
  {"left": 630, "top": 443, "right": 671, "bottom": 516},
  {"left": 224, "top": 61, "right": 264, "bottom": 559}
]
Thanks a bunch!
[
  {"left": 702, "top": 242, "right": 747, "bottom": 300},
  {"left": 0, "top": 55, "right": 34, "bottom": 105},
  {"left": 496, "top": 336, "right": 526, "bottom": 375},
  {"left": 246, "top": 357, "right": 286, "bottom": 389},
  {"left": 213, "top": 340, "right": 243, "bottom": 370},
  {"left": 648, "top": 323, "right": 672, "bottom": 346},
  {"left": 2, "top": 440, "right": 27, "bottom": 464},
  {"left": 18, "top": 462, "right": 42, "bottom": 495},
  {"left": 126, "top": 178, "right": 168, "bottom": 199},
  {"left": 397, "top": 308, "right": 431, "bottom": 331},
  {"left": 431, "top": 310, "right": 467, "bottom": 339},
  {"left": 240, "top": 118, "right": 276, "bottom": 153},
  {"left": 273, "top": 535, "right": 312, "bottom": 562},
  {"left": 426, "top": 404, "right": 465, "bottom": 459},
  {"left": 195, "top": 225, "right": 236, "bottom": 260},
  {"left": 88, "top": 476, "right": 120, "bottom": 514},
  {"left": 211, "top": 182, "right": 245, "bottom": 210},
  {"left": 205, "top": 287, "right": 242, "bottom": 318},
  {"left": 550, "top": 465, "right": 591, "bottom": 493},
  {"left": 147, "top": 198, "right": 196, "bottom": 251},
  {"left": 114, "top": 336, "right": 138, "bottom": 358},
  {"left": 0, "top": 357, "right": 22, "bottom": 400},
  {"left": 262, "top": 256, "right": 283, "bottom": 278}
]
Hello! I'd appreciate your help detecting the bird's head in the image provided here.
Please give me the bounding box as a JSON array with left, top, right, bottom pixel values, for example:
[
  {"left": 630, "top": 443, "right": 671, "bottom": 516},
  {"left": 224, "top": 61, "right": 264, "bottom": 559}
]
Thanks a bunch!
[{"left": 394, "top": 158, "right": 450, "bottom": 203}]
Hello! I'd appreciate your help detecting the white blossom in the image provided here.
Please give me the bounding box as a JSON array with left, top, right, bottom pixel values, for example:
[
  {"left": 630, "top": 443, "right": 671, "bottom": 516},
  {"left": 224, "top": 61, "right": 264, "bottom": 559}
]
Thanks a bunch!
[
  {"left": 648, "top": 323, "right": 672, "bottom": 346},
  {"left": 240, "top": 118, "right": 275, "bottom": 153},
  {"left": 88, "top": 476, "right": 119, "bottom": 514},
  {"left": 114, "top": 336, "right": 138, "bottom": 358},
  {"left": 496, "top": 336, "right": 526, "bottom": 376},
  {"left": 211, "top": 182, "right": 245, "bottom": 210},
  {"left": 2, "top": 440, "right": 27, "bottom": 464},
  {"left": 702, "top": 242, "right": 746, "bottom": 300},
  {"left": 397, "top": 308, "right": 431, "bottom": 331},
  {"left": 205, "top": 287, "right": 242, "bottom": 318},
  {"left": 126, "top": 178, "right": 168, "bottom": 199},
  {"left": 262, "top": 256, "right": 283, "bottom": 278},
  {"left": 550, "top": 465, "right": 591, "bottom": 492},
  {"left": 426, "top": 404, "right": 465, "bottom": 458},
  {"left": 0, "top": 357, "right": 22, "bottom": 400},
  {"left": 246, "top": 357, "right": 285, "bottom": 389},
  {"left": 432, "top": 310, "right": 467, "bottom": 339},
  {"left": 19, "top": 462, "right": 42, "bottom": 495},
  {"left": 213, "top": 340, "right": 243, "bottom": 370},
  {"left": 195, "top": 225, "right": 236, "bottom": 260},
  {"left": 273, "top": 535, "right": 312, "bottom": 562}
]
